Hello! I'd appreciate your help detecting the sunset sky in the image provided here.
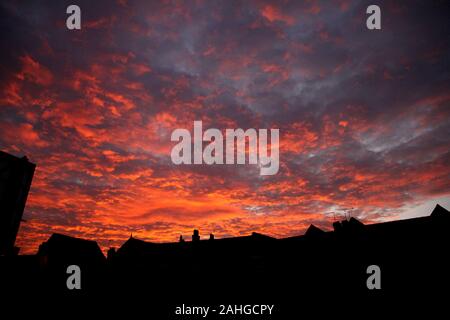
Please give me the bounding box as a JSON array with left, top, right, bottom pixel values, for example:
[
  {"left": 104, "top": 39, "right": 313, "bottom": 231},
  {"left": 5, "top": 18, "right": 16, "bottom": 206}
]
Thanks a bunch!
[{"left": 1, "top": 0, "right": 449, "bottom": 254}]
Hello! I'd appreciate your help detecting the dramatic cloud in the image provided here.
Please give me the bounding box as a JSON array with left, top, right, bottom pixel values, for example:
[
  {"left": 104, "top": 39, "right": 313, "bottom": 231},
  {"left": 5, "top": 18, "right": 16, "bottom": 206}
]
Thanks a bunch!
[{"left": 0, "top": 0, "right": 449, "bottom": 253}]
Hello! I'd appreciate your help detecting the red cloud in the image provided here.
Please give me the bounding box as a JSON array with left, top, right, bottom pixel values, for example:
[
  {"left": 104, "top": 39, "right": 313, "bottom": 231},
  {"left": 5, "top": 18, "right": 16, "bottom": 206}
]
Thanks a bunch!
[
  {"left": 17, "top": 55, "right": 53, "bottom": 86},
  {"left": 260, "top": 5, "right": 295, "bottom": 25}
]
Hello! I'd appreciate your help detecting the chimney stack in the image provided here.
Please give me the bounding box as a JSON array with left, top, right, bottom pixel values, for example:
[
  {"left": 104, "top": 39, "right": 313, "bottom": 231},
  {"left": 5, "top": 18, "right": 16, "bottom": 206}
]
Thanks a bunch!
[{"left": 192, "top": 229, "right": 200, "bottom": 242}]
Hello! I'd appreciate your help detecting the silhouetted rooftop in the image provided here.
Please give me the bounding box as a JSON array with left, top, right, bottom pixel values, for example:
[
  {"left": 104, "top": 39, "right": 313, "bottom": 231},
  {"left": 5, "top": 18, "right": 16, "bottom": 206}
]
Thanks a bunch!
[{"left": 38, "top": 233, "right": 105, "bottom": 261}]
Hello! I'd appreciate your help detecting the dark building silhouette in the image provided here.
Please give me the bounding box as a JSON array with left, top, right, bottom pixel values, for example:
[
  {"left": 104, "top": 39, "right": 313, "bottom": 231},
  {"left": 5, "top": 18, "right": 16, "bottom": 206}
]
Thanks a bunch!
[
  {"left": 37, "top": 233, "right": 105, "bottom": 264},
  {"left": 107, "top": 247, "right": 116, "bottom": 260},
  {"left": 37, "top": 233, "right": 106, "bottom": 291},
  {"left": 0, "top": 151, "right": 35, "bottom": 256},
  {"left": 304, "top": 224, "right": 325, "bottom": 237},
  {"left": 192, "top": 229, "right": 200, "bottom": 242}
]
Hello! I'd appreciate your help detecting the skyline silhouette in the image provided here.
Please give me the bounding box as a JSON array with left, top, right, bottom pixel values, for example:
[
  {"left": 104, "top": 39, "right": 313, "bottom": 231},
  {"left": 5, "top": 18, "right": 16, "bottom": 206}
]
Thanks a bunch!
[{"left": 1, "top": 202, "right": 449, "bottom": 317}]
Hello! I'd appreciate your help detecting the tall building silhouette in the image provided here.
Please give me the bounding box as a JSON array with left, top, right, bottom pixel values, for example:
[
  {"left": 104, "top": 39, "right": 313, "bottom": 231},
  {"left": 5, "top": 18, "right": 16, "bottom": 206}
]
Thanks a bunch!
[{"left": 0, "top": 151, "right": 35, "bottom": 255}]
